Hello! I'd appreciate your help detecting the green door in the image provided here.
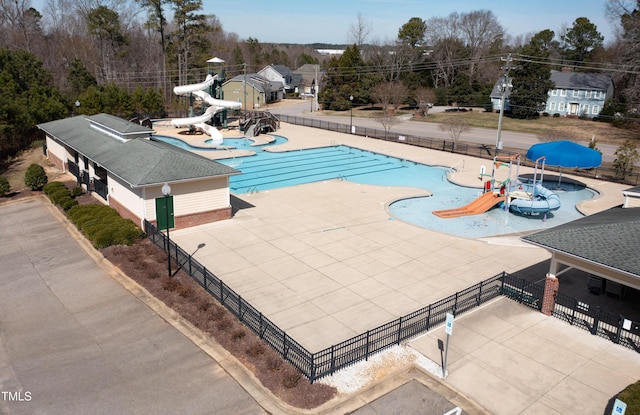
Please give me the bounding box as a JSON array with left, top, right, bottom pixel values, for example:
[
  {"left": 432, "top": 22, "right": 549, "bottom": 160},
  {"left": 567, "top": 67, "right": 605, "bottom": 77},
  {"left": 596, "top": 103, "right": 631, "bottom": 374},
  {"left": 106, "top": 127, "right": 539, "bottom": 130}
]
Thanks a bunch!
[{"left": 156, "top": 195, "right": 174, "bottom": 230}]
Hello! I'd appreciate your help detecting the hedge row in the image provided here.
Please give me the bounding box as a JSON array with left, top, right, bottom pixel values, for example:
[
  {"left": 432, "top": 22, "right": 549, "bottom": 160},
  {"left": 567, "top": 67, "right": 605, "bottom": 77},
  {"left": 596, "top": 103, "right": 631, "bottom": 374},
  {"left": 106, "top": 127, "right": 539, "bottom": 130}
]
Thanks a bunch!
[
  {"left": 67, "top": 204, "right": 144, "bottom": 249},
  {"left": 43, "top": 181, "right": 79, "bottom": 211}
]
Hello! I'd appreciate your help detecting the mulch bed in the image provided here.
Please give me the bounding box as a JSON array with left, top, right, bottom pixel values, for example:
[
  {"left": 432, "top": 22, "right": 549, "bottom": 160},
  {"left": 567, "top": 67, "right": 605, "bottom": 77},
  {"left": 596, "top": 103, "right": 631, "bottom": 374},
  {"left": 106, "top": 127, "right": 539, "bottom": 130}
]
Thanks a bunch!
[{"left": 101, "top": 240, "right": 336, "bottom": 409}]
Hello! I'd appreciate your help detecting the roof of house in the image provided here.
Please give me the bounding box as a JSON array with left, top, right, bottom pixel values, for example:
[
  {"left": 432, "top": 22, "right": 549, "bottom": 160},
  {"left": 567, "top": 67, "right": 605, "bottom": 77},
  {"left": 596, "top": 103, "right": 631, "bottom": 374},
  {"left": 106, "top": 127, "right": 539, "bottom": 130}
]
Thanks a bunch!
[
  {"left": 38, "top": 114, "right": 239, "bottom": 187},
  {"left": 490, "top": 71, "right": 613, "bottom": 99},
  {"left": 522, "top": 206, "right": 640, "bottom": 277},
  {"left": 224, "top": 74, "right": 284, "bottom": 93},
  {"left": 549, "top": 71, "right": 613, "bottom": 91}
]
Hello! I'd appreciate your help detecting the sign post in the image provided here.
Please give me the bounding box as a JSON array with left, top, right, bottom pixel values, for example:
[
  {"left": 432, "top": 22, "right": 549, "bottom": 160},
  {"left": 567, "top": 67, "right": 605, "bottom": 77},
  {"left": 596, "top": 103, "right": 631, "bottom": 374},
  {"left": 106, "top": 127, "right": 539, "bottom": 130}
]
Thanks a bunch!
[{"left": 443, "top": 313, "right": 454, "bottom": 379}]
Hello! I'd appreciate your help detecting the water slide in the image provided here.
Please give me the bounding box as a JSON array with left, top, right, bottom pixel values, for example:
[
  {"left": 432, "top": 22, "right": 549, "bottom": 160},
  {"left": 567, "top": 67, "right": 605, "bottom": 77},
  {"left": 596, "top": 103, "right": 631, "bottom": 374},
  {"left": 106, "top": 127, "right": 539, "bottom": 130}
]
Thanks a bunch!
[
  {"left": 432, "top": 192, "right": 506, "bottom": 218},
  {"left": 171, "top": 74, "right": 242, "bottom": 143},
  {"left": 509, "top": 184, "right": 561, "bottom": 215}
]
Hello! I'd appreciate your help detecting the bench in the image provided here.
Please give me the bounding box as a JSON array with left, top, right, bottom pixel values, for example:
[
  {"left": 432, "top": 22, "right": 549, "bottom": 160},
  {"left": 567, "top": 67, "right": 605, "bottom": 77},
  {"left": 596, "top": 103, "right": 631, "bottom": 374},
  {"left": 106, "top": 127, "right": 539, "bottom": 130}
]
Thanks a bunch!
[{"left": 501, "top": 285, "right": 539, "bottom": 306}]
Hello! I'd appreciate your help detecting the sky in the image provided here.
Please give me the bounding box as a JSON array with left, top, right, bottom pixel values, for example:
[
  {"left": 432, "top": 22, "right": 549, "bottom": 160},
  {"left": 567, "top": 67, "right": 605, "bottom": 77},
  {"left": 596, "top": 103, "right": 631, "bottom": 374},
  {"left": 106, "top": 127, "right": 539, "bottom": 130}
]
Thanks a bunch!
[{"left": 207, "top": 0, "right": 616, "bottom": 45}]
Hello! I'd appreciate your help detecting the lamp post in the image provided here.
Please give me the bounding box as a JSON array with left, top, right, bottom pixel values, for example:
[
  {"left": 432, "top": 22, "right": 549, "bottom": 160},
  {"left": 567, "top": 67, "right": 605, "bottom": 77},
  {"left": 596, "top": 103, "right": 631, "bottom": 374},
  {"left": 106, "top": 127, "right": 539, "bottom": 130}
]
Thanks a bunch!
[
  {"left": 161, "top": 182, "right": 172, "bottom": 277},
  {"left": 349, "top": 95, "right": 354, "bottom": 134}
]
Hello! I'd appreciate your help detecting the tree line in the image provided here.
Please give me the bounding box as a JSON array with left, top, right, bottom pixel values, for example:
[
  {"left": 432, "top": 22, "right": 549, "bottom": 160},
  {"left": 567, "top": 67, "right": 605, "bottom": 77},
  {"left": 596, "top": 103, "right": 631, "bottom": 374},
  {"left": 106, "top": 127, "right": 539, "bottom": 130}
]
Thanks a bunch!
[{"left": 0, "top": 0, "right": 639, "bottom": 162}]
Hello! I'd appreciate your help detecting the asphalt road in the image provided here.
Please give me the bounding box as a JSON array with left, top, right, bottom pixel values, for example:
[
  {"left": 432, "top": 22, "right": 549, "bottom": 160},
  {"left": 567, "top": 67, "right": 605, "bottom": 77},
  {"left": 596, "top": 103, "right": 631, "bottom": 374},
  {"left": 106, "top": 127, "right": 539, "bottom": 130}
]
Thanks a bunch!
[{"left": 270, "top": 101, "right": 621, "bottom": 164}]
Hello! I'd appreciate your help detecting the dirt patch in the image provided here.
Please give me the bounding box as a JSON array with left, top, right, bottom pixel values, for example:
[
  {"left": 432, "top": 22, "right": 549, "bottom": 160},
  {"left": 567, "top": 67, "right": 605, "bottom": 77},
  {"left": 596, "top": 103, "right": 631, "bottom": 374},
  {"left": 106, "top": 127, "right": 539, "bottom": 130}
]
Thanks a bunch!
[
  {"left": 0, "top": 148, "right": 70, "bottom": 200},
  {"left": 101, "top": 240, "right": 336, "bottom": 409}
]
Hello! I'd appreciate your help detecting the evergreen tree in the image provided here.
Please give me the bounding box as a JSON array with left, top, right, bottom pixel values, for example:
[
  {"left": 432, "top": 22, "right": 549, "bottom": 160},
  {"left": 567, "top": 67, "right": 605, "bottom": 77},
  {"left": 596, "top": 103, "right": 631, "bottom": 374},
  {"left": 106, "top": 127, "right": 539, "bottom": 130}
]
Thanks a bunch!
[
  {"left": 509, "top": 31, "right": 556, "bottom": 119},
  {"left": 561, "top": 17, "right": 604, "bottom": 66},
  {"left": 0, "top": 49, "right": 67, "bottom": 160}
]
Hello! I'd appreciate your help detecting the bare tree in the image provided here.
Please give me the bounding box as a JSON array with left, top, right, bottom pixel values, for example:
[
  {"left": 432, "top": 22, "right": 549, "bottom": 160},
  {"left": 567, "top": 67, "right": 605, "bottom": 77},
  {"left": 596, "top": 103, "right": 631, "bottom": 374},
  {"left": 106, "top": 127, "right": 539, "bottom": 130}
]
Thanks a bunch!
[
  {"left": 374, "top": 112, "right": 402, "bottom": 139},
  {"left": 439, "top": 117, "right": 470, "bottom": 149},
  {"left": 349, "top": 12, "right": 372, "bottom": 48},
  {"left": 414, "top": 87, "right": 436, "bottom": 116},
  {"left": 371, "top": 81, "right": 408, "bottom": 111}
]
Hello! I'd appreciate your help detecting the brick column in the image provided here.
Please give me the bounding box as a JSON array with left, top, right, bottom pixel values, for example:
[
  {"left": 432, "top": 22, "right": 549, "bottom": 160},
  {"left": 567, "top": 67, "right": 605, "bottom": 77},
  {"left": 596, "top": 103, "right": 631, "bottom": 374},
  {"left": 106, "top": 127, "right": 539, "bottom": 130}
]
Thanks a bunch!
[{"left": 541, "top": 273, "right": 559, "bottom": 316}]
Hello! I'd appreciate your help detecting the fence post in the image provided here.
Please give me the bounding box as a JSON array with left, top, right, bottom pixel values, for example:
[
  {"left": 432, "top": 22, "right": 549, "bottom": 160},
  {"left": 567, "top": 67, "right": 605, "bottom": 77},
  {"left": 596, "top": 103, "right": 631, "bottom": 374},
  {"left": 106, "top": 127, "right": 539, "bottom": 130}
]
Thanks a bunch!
[
  {"left": 283, "top": 332, "right": 289, "bottom": 359},
  {"left": 591, "top": 306, "right": 600, "bottom": 335},
  {"left": 220, "top": 279, "right": 225, "bottom": 305},
  {"left": 259, "top": 312, "right": 264, "bottom": 338},
  {"left": 477, "top": 280, "right": 484, "bottom": 306},
  {"left": 330, "top": 345, "right": 335, "bottom": 374},
  {"left": 615, "top": 314, "right": 624, "bottom": 344},
  {"left": 238, "top": 295, "right": 242, "bottom": 320},
  {"left": 310, "top": 354, "right": 316, "bottom": 384},
  {"left": 397, "top": 316, "right": 403, "bottom": 345},
  {"left": 454, "top": 291, "right": 459, "bottom": 316},
  {"left": 365, "top": 330, "right": 370, "bottom": 360},
  {"left": 203, "top": 267, "right": 208, "bottom": 289},
  {"left": 426, "top": 304, "right": 431, "bottom": 331}
]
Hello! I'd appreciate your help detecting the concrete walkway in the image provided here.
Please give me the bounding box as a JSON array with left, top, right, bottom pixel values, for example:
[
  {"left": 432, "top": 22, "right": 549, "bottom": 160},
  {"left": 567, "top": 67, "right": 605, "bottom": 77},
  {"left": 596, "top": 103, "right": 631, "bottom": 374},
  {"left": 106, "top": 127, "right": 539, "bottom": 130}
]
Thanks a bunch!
[{"left": 409, "top": 298, "right": 640, "bottom": 415}]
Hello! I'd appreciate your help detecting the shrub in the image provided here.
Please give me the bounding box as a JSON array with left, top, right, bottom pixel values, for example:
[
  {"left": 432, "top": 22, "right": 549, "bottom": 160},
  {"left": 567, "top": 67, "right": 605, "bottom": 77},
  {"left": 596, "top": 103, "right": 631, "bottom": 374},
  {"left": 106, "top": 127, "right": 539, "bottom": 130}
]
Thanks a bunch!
[
  {"left": 24, "top": 163, "right": 48, "bottom": 190},
  {"left": 49, "top": 188, "right": 71, "bottom": 204},
  {"left": 553, "top": 113, "right": 560, "bottom": 118},
  {"left": 0, "top": 177, "right": 10, "bottom": 196},
  {"left": 245, "top": 341, "right": 265, "bottom": 358},
  {"left": 231, "top": 328, "right": 246, "bottom": 342},
  {"left": 66, "top": 204, "right": 143, "bottom": 248},
  {"left": 177, "top": 285, "right": 193, "bottom": 298},
  {"left": 61, "top": 197, "right": 78, "bottom": 211},
  {"left": 162, "top": 278, "right": 181, "bottom": 292},
  {"left": 43, "top": 181, "right": 66, "bottom": 196},
  {"left": 266, "top": 354, "right": 282, "bottom": 372},
  {"left": 71, "top": 186, "right": 84, "bottom": 197},
  {"left": 217, "top": 318, "right": 231, "bottom": 331},
  {"left": 282, "top": 366, "right": 302, "bottom": 388}
]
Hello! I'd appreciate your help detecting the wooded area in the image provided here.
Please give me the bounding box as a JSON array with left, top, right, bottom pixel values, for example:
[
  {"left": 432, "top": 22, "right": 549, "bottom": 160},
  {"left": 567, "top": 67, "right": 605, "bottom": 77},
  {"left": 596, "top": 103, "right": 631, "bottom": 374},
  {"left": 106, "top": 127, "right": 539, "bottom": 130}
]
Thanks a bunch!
[{"left": 0, "top": 0, "right": 638, "bottom": 161}]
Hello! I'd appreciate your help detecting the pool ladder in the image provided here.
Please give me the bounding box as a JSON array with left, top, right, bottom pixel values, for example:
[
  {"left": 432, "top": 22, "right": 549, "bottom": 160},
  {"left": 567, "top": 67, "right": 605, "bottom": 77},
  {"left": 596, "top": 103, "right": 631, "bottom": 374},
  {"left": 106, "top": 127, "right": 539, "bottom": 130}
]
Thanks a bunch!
[
  {"left": 248, "top": 186, "right": 260, "bottom": 194},
  {"left": 336, "top": 174, "right": 347, "bottom": 181}
]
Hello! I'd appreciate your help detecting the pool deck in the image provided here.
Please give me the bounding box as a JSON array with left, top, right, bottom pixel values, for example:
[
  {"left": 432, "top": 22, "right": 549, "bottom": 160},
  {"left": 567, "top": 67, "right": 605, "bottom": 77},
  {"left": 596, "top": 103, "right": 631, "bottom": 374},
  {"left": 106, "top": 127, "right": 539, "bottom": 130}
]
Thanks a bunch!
[{"left": 156, "top": 121, "right": 636, "bottom": 414}]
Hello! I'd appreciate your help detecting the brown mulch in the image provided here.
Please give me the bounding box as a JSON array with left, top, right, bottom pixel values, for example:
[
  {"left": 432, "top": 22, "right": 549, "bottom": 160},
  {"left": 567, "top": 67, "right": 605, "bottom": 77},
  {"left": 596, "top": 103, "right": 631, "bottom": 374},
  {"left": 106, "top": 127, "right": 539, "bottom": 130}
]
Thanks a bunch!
[{"left": 101, "top": 240, "right": 336, "bottom": 409}]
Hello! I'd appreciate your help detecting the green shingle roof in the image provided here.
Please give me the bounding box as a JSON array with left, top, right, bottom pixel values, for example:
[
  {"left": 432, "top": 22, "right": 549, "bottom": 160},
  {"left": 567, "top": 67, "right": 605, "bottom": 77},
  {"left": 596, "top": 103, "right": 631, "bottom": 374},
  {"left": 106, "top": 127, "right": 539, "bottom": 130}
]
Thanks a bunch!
[
  {"left": 38, "top": 114, "right": 239, "bottom": 187},
  {"left": 522, "top": 206, "right": 640, "bottom": 277}
]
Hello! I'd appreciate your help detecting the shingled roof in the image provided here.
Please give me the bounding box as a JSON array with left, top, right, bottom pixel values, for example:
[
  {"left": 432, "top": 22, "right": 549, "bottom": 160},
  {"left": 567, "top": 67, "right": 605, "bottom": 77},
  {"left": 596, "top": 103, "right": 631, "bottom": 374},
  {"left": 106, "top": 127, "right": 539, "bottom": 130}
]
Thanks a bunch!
[
  {"left": 522, "top": 206, "right": 640, "bottom": 277},
  {"left": 38, "top": 114, "right": 239, "bottom": 187}
]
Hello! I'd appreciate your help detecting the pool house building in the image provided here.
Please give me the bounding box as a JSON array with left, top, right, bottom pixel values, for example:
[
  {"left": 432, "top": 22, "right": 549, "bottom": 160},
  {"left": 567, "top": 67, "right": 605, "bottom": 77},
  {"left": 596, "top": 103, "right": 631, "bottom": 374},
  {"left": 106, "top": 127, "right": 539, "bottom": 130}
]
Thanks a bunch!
[{"left": 38, "top": 114, "right": 240, "bottom": 230}]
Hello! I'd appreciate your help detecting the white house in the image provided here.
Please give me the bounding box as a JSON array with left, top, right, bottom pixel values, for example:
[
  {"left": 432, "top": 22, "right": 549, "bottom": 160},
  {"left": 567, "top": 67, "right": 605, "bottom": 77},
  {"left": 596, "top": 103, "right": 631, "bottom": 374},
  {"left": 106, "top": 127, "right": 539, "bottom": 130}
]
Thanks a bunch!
[
  {"left": 491, "top": 70, "right": 614, "bottom": 118},
  {"left": 38, "top": 114, "right": 240, "bottom": 230}
]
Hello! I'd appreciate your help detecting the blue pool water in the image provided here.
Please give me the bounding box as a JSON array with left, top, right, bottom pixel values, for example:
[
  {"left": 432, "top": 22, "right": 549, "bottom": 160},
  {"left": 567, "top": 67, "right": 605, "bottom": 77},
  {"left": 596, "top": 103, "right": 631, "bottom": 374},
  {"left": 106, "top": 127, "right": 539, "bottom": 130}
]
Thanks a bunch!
[
  {"left": 153, "top": 135, "right": 288, "bottom": 151},
  {"left": 158, "top": 138, "right": 595, "bottom": 238}
]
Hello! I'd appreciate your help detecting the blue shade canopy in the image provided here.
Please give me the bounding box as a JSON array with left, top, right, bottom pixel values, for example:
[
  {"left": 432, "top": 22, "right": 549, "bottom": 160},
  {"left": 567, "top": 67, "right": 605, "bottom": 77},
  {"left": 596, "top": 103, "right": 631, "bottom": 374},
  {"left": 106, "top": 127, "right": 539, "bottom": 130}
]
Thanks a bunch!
[{"left": 526, "top": 140, "right": 602, "bottom": 168}]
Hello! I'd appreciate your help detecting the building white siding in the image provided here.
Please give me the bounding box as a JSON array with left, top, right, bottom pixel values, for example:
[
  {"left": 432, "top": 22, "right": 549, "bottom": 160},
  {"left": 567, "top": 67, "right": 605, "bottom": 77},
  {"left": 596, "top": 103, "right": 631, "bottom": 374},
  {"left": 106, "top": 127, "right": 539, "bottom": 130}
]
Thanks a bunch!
[
  {"left": 109, "top": 175, "right": 145, "bottom": 218},
  {"left": 144, "top": 177, "right": 230, "bottom": 221},
  {"left": 46, "top": 136, "right": 69, "bottom": 168}
]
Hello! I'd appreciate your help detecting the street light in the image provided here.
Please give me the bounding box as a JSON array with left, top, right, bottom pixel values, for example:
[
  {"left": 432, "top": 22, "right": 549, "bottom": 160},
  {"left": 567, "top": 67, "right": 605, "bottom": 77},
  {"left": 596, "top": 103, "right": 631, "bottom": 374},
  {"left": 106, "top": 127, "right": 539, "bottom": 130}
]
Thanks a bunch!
[
  {"left": 349, "top": 95, "right": 354, "bottom": 134},
  {"left": 161, "top": 182, "right": 172, "bottom": 277}
]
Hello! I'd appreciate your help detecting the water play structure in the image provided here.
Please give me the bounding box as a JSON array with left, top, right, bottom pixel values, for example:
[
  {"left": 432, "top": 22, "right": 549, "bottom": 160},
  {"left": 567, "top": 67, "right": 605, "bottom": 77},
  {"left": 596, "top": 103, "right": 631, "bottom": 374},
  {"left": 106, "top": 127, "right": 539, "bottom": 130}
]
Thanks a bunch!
[
  {"left": 171, "top": 58, "right": 241, "bottom": 144},
  {"left": 433, "top": 153, "right": 561, "bottom": 218}
]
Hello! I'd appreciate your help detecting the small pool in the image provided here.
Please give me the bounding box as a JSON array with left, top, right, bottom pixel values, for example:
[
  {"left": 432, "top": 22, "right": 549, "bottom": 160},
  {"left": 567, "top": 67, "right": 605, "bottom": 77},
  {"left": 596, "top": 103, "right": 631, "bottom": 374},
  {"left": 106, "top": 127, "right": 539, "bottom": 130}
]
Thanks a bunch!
[
  {"left": 152, "top": 135, "right": 288, "bottom": 151},
  {"left": 388, "top": 181, "right": 595, "bottom": 238}
]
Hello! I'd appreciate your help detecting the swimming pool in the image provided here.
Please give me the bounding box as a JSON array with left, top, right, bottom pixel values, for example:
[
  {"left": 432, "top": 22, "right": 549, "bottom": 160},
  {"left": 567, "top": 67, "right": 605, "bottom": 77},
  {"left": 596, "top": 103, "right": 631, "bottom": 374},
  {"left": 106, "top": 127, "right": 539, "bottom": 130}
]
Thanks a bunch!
[
  {"left": 153, "top": 135, "right": 288, "bottom": 151},
  {"left": 158, "top": 137, "right": 594, "bottom": 238}
]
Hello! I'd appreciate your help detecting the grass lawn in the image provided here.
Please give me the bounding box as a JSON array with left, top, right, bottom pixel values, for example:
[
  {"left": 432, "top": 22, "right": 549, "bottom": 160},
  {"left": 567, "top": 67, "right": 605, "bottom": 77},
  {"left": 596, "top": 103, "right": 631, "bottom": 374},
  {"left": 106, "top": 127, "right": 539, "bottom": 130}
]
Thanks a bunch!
[{"left": 333, "top": 105, "right": 639, "bottom": 145}]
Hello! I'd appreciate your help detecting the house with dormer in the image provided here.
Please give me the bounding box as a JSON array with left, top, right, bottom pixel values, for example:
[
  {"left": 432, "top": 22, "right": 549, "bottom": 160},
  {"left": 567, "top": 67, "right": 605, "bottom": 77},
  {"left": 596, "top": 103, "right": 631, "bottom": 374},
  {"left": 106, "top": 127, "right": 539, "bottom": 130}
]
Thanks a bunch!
[
  {"left": 491, "top": 70, "right": 614, "bottom": 118},
  {"left": 258, "top": 64, "right": 301, "bottom": 95},
  {"left": 38, "top": 114, "right": 239, "bottom": 230}
]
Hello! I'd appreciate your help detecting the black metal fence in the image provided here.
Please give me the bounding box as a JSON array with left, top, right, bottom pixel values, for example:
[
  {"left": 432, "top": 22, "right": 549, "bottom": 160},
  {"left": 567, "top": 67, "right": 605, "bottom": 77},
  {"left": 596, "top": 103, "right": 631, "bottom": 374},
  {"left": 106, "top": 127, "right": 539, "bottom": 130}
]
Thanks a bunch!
[
  {"left": 144, "top": 219, "right": 527, "bottom": 381},
  {"left": 553, "top": 291, "right": 640, "bottom": 352},
  {"left": 273, "top": 113, "right": 640, "bottom": 186}
]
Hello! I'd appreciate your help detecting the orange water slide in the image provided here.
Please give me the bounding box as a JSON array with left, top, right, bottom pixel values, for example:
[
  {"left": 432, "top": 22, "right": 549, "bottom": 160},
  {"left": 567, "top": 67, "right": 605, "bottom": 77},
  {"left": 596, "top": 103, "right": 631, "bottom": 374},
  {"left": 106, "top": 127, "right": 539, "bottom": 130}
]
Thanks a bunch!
[{"left": 432, "top": 192, "right": 506, "bottom": 218}]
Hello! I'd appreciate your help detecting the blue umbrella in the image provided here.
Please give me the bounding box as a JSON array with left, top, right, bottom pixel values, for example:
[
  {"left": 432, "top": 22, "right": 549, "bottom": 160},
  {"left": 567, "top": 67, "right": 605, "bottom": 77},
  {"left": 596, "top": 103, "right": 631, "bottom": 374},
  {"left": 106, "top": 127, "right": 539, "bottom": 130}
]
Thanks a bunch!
[{"left": 526, "top": 140, "right": 602, "bottom": 184}]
